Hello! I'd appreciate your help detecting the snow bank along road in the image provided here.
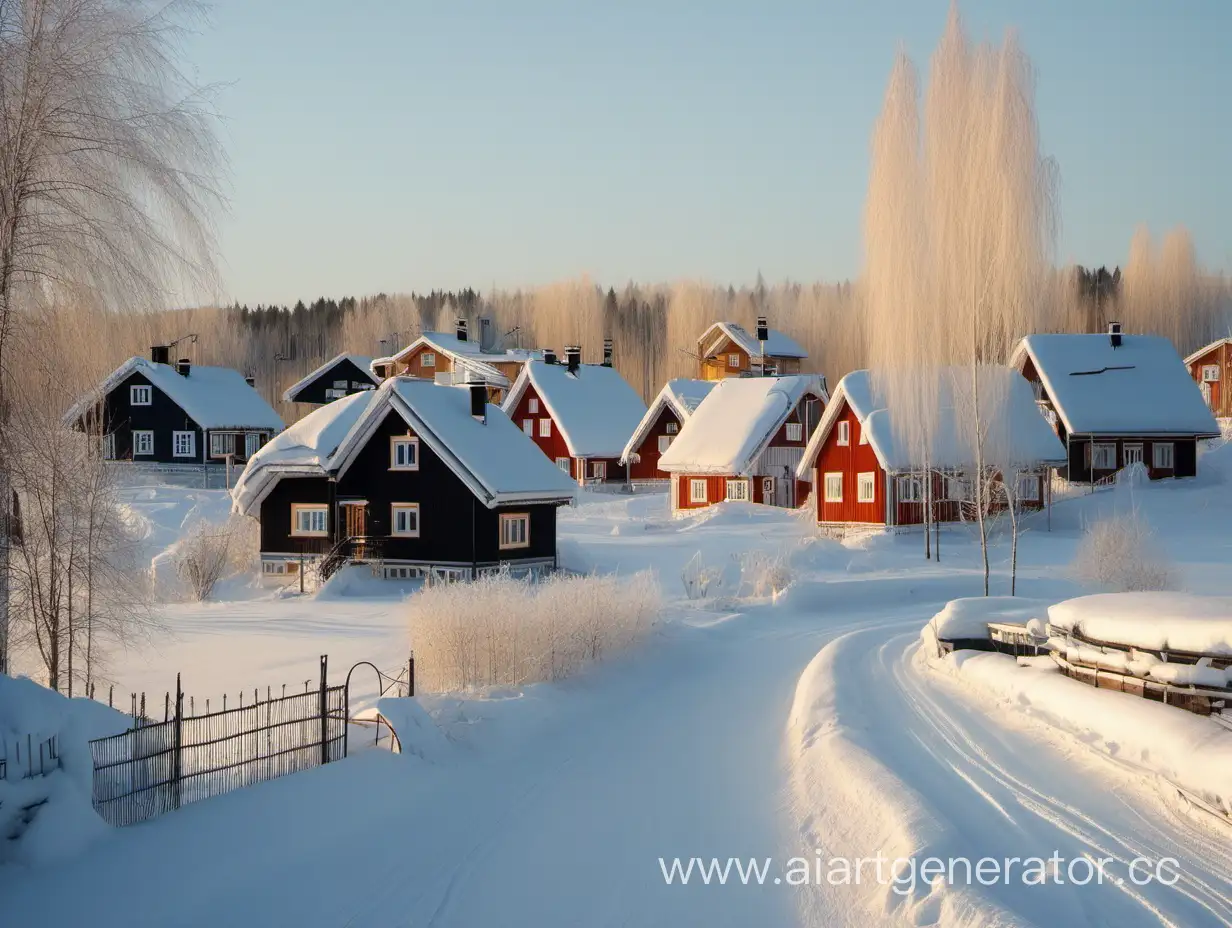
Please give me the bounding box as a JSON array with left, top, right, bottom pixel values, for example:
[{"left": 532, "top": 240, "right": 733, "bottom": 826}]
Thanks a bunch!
[{"left": 6, "top": 576, "right": 1232, "bottom": 927}]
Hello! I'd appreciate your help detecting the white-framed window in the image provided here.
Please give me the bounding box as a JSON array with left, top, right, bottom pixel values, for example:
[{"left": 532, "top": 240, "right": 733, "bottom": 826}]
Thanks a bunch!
[
  {"left": 823, "top": 472, "right": 843, "bottom": 502},
  {"left": 333, "top": 379, "right": 348, "bottom": 389},
  {"left": 897, "top": 475, "right": 922, "bottom": 502},
  {"left": 390, "top": 503, "right": 420, "bottom": 537},
  {"left": 522, "top": 419, "right": 533, "bottom": 436},
  {"left": 102, "top": 433, "right": 116, "bottom": 460},
  {"left": 263, "top": 560, "right": 288, "bottom": 576},
  {"left": 1089, "top": 442, "right": 1116, "bottom": 470},
  {"left": 945, "top": 476, "right": 968, "bottom": 501},
  {"left": 130, "top": 384, "right": 152, "bottom": 406},
  {"left": 837, "top": 421, "right": 850, "bottom": 446},
  {"left": 291, "top": 504, "right": 328, "bottom": 537},
  {"left": 172, "top": 430, "right": 196, "bottom": 458},
  {"left": 725, "top": 478, "right": 749, "bottom": 502},
  {"left": 1153, "top": 442, "right": 1175, "bottom": 469},
  {"left": 539, "top": 418, "right": 552, "bottom": 438},
  {"left": 658, "top": 435, "right": 673, "bottom": 454},
  {"left": 1016, "top": 474, "right": 1040, "bottom": 501},
  {"left": 1201, "top": 381, "right": 1213, "bottom": 406},
  {"left": 420, "top": 351, "right": 436, "bottom": 368},
  {"left": 499, "top": 512, "right": 530, "bottom": 549},
  {"left": 785, "top": 422, "right": 803, "bottom": 442},
  {"left": 727, "top": 353, "right": 741, "bottom": 369},
  {"left": 132, "top": 430, "right": 154, "bottom": 456},
  {"left": 209, "top": 432, "right": 231, "bottom": 458},
  {"left": 591, "top": 461, "right": 607, "bottom": 480},
  {"left": 384, "top": 565, "right": 424, "bottom": 580},
  {"left": 1123, "top": 443, "right": 1144, "bottom": 467},
  {"left": 690, "top": 478, "right": 708, "bottom": 503},
  {"left": 390, "top": 437, "right": 419, "bottom": 470},
  {"left": 528, "top": 398, "right": 539, "bottom": 413},
  {"left": 1202, "top": 364, "right": 1220, "bottom": 382},
  {"left": 556, "top": 457, "right": 571, "bottom": 473},
  {"left": 665, "top": 421, "right": 679, "bottom": 435},
  {"left": 857, "top": 472, "right": 876, "bottom": 503}
]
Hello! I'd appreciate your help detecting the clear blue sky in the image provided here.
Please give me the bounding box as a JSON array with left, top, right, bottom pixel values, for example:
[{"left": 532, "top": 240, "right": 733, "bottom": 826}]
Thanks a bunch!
[{"left": 187, "top": 0, "right": 1232, "bottom": 306}]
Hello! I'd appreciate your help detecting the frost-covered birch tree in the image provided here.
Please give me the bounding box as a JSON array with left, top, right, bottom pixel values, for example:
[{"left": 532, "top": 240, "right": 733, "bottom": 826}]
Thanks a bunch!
[
  {"left": 863, "top": 4, "right": 1058, "bottom": 591},
  {"left": 0, "top": 0, "right": 224, "bottom": 672}
]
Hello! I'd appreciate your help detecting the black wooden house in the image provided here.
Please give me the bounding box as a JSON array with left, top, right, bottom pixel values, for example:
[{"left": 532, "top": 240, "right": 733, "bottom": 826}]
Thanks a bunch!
[
  {"left": 281, "top": 353, "right": 379, "bottom": 405},
  {"left": 65, "top": 351, "right": 284, "bottom": 464},
  {"left": 232, "top": 377, "right": 578, "bottom": 583}
]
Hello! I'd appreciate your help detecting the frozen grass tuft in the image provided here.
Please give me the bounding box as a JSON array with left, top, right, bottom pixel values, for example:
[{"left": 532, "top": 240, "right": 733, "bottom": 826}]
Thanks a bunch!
[
  {"left": 410, "top": 570, "right": 661, "bottom": 693},
  {"left": 1071, "top": 509, "right": 1175, "bottom": 593}
]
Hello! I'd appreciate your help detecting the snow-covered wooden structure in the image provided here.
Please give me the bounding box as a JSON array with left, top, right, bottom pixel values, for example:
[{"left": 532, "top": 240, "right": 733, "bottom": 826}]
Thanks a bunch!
[
  {"left": 370, "top": 320, "right": 538, "bottom": 403},
  {"left": 1011, "top": 326, "right": 1220, "bottom": 482},
  {"left": 795, "top": 369, "right": 1066, "bottom": 529},
  {"left": 502, "top": 349, "right": 648, "bottom": 486},
  {"left": 1047, "top": 593, "right": 1232, "bottom": 718},
  {"left": 619, "top": 379, "right": 716, "bottom": 482},
  {"left": 66, "top": 352, "right": 283, "bottom": 465},
  {"left": 658, "top": 374, "right": 826, "bottom": 512},
  {"left": 1184, "top": 337, "right": 1232, "bottom": 420},
  {"left": 232, "top": 378, "right": 577, "bottom": 583},
  {"left": 281, "top": 353, "right": 379, "bottom": 405},
  {"left": 695, "top": 321, "right": 808, "bottom": 380}
]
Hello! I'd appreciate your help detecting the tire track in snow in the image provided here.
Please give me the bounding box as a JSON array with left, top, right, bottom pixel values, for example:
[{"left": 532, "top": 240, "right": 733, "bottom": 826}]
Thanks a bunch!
[{"left": 790, "top": 622, "right": 1232, "bottom": 927}]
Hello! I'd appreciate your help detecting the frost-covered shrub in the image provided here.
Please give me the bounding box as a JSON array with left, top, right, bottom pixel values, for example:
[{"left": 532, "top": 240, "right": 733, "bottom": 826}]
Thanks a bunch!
[
  {"left": 1071, "top": 510, "right": 1175, "bottom": 593},
  {"left": 176, "top": 516, "right": 249, "bottom": 601},
  {"left": 410, "top": 570, "right": 661, "bottom": 693},
  {"left": 739, "top": 550, "right": 792, "bottom": 598}
]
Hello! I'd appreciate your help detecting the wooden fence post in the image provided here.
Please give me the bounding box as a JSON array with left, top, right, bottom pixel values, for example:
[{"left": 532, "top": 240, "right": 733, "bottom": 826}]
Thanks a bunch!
[
  {"left": 319, "top": 654, "right": 329, "bottom": 765},
  {"left": 172, "top": 674, "right": 183, "bottom": 811}
]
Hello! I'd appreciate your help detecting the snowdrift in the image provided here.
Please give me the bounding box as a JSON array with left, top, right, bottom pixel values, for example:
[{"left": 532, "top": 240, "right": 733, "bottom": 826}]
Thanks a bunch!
[
  {"left": 1048, "top": 592, "right": 1232, "bottom": 656},
  {"left": 0, "top": 675, "right": 130, "bottom": 866}
]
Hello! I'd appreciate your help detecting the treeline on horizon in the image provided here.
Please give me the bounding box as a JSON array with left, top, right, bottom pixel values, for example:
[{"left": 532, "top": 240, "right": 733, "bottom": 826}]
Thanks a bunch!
[{"left": 33, "top": 252, "right": 1232, "bottom": 427}]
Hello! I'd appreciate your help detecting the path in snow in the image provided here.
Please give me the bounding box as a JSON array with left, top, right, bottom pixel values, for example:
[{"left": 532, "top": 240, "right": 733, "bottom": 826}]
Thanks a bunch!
[
  {"left": 790, "top": 621, "right": 1232, "bottom": 926},
  {"left": 6, "top": 576, "right": 1232, "bottom": 926}
]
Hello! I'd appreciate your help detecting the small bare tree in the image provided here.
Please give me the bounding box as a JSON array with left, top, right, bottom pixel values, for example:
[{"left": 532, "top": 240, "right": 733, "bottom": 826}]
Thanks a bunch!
[
  {"left": 0, "top": 0, "right": 225, "bottom": 673},
  {"left": 175, "top": 516, "right": 249, "bottom": 601}
]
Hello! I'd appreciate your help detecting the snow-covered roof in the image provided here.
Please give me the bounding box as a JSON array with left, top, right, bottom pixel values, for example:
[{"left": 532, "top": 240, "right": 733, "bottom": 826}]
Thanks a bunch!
[
  {"left": 231, "top": 390, "right": 378, "bottom": 513},
  {"left": 658, "top": 375, "right": 826, "bottom": 475},
  {"left": 796, "top": 368, "right": 1067, "bottom": 479},
  {"left": 1183, "top": 337, "right": 1231, "bottom": 366},
  {"left": 65, "top": 357, "right": 285, "bottom": 432},
  {"left": 384, "top": 333, "right": 511, "bottom": 386},
  {"left": 1011, "top": 334, "right": 1219, "bottom": 438},
  {"left": 233, "top": 378, "right": 577, "bottom": 514},
  {"left": 698, "top": 322, "right": 808, "bottom": 361},
  {"left": 1049, "top": 593, "right": 1232, "bottom": 657},
  {"left": 281, "top": 353, "right": 378, "bottom": 403},
  {"left": 619, "top": 379, "right": 716, "bottom": 464},
  {"left": 502, "top": 362, "right": 648, "bottom": 459}
]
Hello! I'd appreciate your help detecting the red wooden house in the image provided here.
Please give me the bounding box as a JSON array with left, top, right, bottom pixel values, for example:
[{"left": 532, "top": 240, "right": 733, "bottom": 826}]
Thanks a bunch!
[
  {"left": 1184, "top": 337, "right": 1232, "bottom": 419},
  {"left": 619, "top": 379, "right": 716, "bottom": 481},
  {"left": 796, "top": 370, "right": 1066, "bottom": 529},
  {"left": 502, "top": 347, "right": 648, "bottom": 485},
  {"left": 658, "top": 374, "right": 827, "bottom": 512}
]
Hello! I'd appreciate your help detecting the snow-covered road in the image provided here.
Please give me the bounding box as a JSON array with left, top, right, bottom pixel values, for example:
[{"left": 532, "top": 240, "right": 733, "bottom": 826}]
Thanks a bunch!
[
  {"left": 5, "top": 577, "right": 1232, "bottom": 926},
  {"left": 791, "top": 619, "right": 1232, "bottom": 926}
]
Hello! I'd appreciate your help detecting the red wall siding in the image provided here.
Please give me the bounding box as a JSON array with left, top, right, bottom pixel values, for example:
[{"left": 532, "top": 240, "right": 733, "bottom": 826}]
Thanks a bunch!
[
  {"left": 1188, "top": 343, "right": 1230, "bottom": 418},
  {"left": 507, "top": 383, "right": 627, "bottom": 483},
  {"left": 674, "top": 474, "right": 762, "bottom": 510},
  {"left": 766, "top": 396, "right": 816, "bottom": 448},
  {"left": 813, "top": 400, "right": 885, "bottom": 525},
  {"left": 628, "top": 406, "right": 683, "bottom": 479}
]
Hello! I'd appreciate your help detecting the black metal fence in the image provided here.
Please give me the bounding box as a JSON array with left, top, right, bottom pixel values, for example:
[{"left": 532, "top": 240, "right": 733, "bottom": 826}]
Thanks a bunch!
[
  {"left": 90, "top": 656, "right": 346, "bottom": 827},
  {"left": 0, "top": 733, "right": 60, "bottom": 781}
]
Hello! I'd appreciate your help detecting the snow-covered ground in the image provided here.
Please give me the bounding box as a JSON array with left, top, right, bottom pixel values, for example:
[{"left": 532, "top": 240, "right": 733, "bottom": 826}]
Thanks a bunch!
[{"left": 4, "top": 454, "right": 1232, "bottom": 926}]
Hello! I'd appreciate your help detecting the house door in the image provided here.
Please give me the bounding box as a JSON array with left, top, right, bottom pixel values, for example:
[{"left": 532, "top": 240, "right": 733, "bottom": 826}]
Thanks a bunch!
[
  {"left": 245, "top": 432, "right": 260, "bottom": 459},
  {"left": 1123, "top": 443, "right": 1143, "bottom": 468}
]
